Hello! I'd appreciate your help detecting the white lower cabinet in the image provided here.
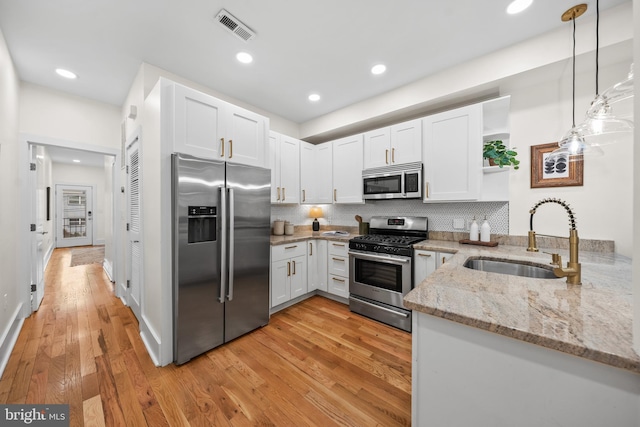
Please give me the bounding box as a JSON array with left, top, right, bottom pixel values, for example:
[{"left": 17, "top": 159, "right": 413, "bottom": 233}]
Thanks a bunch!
[
  {"left": 271, "top": 243, "right": 307, "bottom": 308},
  {"left": 327, "top": 241, "right": 350, "bottom": 298},
  {"left": 413, "top": 249, "right": 455, "bottom": 287},
  {"left": 307, "top": 239, "right": 328, "bottom": 292}
]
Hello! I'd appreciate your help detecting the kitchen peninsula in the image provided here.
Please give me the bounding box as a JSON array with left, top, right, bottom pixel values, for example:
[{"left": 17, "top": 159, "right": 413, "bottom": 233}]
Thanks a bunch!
[{"left": 404, "top": 241, "right": 640, "bottom": 427}]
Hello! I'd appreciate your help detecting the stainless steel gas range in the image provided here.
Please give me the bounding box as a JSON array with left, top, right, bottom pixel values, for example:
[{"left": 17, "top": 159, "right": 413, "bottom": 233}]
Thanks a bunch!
[{"left": 348, "top": 216, "right": 428, "bottom": 332}]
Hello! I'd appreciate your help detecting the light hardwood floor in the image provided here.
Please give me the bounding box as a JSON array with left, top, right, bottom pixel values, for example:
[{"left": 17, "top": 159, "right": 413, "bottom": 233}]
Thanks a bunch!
[{"left": 0, "top": 248, "right": 412, "bottom": 426}]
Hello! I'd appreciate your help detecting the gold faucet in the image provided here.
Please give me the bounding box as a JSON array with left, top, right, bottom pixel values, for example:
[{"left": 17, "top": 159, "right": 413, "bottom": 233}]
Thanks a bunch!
[{"left": 527, "top": 198, "right": 581, "bottom": 285}]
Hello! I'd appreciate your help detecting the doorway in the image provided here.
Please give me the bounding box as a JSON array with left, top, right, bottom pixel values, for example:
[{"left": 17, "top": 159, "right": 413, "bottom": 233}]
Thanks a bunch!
[
  {"left": 55, "top": 184, "right": 94, "bottom": 248},
  {"left": 19, "top": 134, "right": 121, "bottom": 317}
]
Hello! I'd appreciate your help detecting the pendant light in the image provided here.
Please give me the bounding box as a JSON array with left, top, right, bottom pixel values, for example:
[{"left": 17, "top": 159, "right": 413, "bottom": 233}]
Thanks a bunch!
[
  {"left": 553, "top": 4, "right": 590, "bottom": 161},
  {"left": 576, "top": 0, "right": 634, "bottom": 144}
]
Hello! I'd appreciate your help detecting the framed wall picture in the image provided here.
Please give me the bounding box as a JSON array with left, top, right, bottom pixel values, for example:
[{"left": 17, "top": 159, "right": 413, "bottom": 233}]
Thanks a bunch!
[{"left": 530, "top": 142, "right": 583, "bottom": 188}]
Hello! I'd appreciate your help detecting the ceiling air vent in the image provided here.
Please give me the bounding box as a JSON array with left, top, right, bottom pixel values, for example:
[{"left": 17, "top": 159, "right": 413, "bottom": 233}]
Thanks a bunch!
[{"left": 215, "top": 9, "right": 256, "bottom": 42}]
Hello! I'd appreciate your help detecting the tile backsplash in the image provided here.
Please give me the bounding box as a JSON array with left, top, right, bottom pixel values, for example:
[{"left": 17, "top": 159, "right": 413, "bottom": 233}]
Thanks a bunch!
[{"left": 271, "top": 200, "right": 509, "bottom": 234}]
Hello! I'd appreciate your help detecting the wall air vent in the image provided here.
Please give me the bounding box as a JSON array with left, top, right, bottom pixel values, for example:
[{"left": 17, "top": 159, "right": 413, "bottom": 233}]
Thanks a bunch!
[{"left": 215, "top": 9, "right": 256, "bottom": 42}]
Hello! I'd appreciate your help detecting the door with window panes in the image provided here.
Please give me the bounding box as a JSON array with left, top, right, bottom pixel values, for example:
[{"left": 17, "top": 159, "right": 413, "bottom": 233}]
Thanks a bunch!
[{"left": 55, "top": 184, "right": 93, "bottom": 247}]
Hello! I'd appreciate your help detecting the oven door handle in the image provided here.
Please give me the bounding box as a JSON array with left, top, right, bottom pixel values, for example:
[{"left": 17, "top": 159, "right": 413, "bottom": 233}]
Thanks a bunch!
[
  {"left": 348, "top": 251, "right": 410, "bottom": 264},
  {"left": 351, "top": 297, "right": 410, "bottom": 318}
]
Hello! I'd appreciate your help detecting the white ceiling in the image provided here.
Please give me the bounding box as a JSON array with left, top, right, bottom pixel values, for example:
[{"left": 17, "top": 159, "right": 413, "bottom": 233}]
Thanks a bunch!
[
  {"left": 0, "top": 0, "right": 630, "bottom": 124},
  {"left": 46, "top": 145, "right": 112, "bottom": 168}
]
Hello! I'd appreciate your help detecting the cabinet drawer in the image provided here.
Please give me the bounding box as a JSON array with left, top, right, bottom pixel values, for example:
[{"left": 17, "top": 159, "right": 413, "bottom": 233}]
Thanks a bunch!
[
  {"left": 272, "top": 243, "right": 306, "bottom": 262},
  {"left": 328, "top": 240, "right": 349, "bottom": 257},
  {"left": 328, "top": 274, "right": 349, "bottom": 299},
  {"left": 328, "top": 255, "right": 349, "bottom": 277}
]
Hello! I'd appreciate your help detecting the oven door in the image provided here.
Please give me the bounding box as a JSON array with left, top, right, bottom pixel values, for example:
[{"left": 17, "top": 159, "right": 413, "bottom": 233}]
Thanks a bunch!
[{"left": 348, "top": 250, "right": 412, "bottom": 308}]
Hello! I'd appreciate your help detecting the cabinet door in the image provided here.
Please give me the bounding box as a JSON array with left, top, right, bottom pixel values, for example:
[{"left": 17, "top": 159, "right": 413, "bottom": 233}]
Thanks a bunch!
[
  {"left": 391, "top": 119, "right": 422, "bottom": 165},
  {"left": 225, "top": 106, "right": 267, "bottom": 168},
  {"left": 414, "top": 250, "right": 437, "bottom": 287},
  {"left": 300, "top": 142, "right": 316, "bottom": 204},
  {"left": 437, "top": 252, "right": 454, "bottom": 268},
  {"left": 315, "top": 143, "right": 334, "bottom": 204},
  {"left": 290, "top": 255, "right": 307, "bottom": 299},
  {"left": 271, "top": 259, "right": 291, "bottom": 307},
  {"left": 423, "top": 104, "right": 481, "bottom": 201},
  {"left": 363, "top": 127, "right": 391, "bottom": 169},
  {"left": 269, "top": 132, "right": 281, "bottom": 203},
  {"left": 279, "top": 135, "right": 300, "bottom": 204},
  {"left": 301, "top": 142, "right": 333, "bottom": 205},
  {"left": 173, "top": 84, "right": 226, "bottom": 159},
  {"left": 309, "top": 240, "right": 328, "bottom": 292},
  {"left": 332, "top": 134, "right": 364, "bottom": 204}
]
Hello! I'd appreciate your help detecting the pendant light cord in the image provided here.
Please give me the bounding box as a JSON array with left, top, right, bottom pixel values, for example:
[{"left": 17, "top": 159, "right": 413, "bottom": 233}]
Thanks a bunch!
[
  {"left": 595, "top": 0, "right": 599, "bottom": 95},
  {"left": 572, "top": 13, "right": 576, "bottom": 128}
]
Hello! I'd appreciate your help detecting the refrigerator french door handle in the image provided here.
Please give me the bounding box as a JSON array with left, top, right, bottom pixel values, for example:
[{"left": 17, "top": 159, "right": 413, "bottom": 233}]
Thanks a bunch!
[
  {"left": 227, "top": 188, "right": 235, "bottom": 301},
  {"left": 219, "top": 186, "right": 227, "bottom": 303}
]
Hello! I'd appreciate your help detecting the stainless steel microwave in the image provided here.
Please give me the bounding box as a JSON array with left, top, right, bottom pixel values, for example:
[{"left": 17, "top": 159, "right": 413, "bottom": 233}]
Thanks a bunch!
[{"left": 362, "top": 162, "right": 422, "bottom": 200}]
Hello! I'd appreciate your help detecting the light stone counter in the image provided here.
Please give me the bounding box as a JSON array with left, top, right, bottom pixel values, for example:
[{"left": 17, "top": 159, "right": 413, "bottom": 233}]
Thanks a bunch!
[
  {"left": 270, "top": 226, "right": 357, "bottom": 246},
  {"left": 404, "top": 240, "right": 639, "bottom": 374}
]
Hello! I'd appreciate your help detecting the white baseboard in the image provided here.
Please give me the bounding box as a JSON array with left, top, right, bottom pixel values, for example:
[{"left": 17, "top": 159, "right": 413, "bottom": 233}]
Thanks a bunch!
[
  {"left": 0, "top": 304, "right": 24, "bottom": 379},
  {"left": 102, "top": 259, "right": 113, "bottom": 282},
  {"left": 139, "top": 314, "right": 163, "bottom": 367}
]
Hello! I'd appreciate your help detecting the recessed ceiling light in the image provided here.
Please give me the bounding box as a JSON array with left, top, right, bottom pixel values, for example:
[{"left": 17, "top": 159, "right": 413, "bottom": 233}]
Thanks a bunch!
[
  {"left": 308, "top": 93, "right": 320, "bottom": 102},
  {"left": 371, "top": 64, "right": 387, "bottom": 75},
  {"left": 506, "top": 0, "right": 533, "bottom": 14},
  {"left": 72, "top": 159, "right": 81, "bottom": 163},
  {"left": 236, "top": 52, "right": 253, "bottom": 64},
  {"left": 55, "top": 68, "right": 77, "bottom": 79}
]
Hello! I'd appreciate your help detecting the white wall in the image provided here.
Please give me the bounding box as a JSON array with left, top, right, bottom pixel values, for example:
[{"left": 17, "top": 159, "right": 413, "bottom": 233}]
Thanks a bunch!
[
  {"left": 20, "top": 83, "right": 121, "bottom": 147},
  {"left": 52, "top": 162, "right": 109, "bottom": 245},
  {"left": 506, "top": 60, "right": 633, "bottom": 256},
  {"left": 0, "top": 24, "right": 22, "bottom": 375},
  {"left": 632, "top": 0, "right": 640, "bottom": 354}
]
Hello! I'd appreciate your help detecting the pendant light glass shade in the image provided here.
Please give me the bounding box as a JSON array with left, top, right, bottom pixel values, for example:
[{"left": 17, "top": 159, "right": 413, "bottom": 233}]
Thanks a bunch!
[{"left": 577, "top": 63, "right": 634, "bottom": 143}]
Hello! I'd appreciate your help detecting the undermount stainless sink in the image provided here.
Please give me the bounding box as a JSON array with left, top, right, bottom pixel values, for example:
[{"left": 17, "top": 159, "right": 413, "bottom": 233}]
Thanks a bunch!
[{"left": 463, "top": 257, "right": 559, "bottom": 279}]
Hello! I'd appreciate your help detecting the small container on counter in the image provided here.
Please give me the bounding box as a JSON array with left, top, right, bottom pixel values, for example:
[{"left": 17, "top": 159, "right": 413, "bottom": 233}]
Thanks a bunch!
[
  {"left": 480, "top": 216, "right": 491, "bottom": 242},
  {"left": 273, "top": 220, "right": 284, "bottom": 235},
  {"left": 469, "top": 217, "right": 479, "bottom": 241},
  {"left": 284, "top": 221, "right": 295, "bottom": 236}
]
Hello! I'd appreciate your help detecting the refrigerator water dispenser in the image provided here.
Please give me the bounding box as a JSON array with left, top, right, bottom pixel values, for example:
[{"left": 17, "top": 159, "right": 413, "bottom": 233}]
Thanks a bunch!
[{"left": 187, "top": 206, "right": 216, "bottom": 243}]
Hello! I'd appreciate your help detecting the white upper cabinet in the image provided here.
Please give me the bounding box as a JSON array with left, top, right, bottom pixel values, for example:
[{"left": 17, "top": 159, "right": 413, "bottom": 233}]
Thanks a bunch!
[
  {"left": 170, "top": 82, "right": 268, "bottom": 167},
  {"left": 422, "top": 97, "right": 511, "bottom": 202},
  {"left": 363, "top": 119, "right": 422, "bottom": 169},
  {"left": 423, "top": 104, "right": 482, "bottom": 202},
  {"left": 390, "top": 119, "right": 422, "bottom": 165},
  {"left": 300, "top": 141, "right": 333, "bottom": 204},
  {"left": 269, "top": 131, "right": 300, "bottom": 204},
  {"left": 225, "top": 106, "right": 267, "bottom": 168},
  {"left": 332, "top": 134, "right": 364, "bottom": 204},
  {"left": 173, "top": 83, "right": 226, "bottom": 159},
  {"left": 363, "top": 127, "right": 391, "bottom": 169}
]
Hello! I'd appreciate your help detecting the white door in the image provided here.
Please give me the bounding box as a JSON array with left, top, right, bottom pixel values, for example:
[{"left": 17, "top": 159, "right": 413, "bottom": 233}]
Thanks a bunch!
[
  {"left": 56, "top": 184, "right": 93, "bottom": 247},
  {"left": 30, "top": 146, "right": 46, "bottom": 310},
  {"left": 126, "top": 136, "right": 142, "bottom": 321}
]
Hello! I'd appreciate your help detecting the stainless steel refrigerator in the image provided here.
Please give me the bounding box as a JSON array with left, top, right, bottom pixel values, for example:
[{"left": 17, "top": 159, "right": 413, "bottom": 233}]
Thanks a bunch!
[{"left": 172, "top": 152, "right": 271, "bottom": 365}]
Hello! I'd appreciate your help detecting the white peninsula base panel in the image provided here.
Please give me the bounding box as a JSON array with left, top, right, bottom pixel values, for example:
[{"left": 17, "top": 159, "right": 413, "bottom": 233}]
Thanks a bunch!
[{"left": 412, "top": 312, "right": 640, "bottom": 427}]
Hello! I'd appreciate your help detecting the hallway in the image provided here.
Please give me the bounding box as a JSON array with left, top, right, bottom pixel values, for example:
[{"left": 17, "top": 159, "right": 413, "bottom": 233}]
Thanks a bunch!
[{"left": 0, "top": 248, "right": 412, "bottom": 426}]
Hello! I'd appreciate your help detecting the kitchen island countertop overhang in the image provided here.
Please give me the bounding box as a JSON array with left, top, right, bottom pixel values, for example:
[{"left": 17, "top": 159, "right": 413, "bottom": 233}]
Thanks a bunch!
[{"left": 404, "top": 240, "right": 639, "bottom": 374}]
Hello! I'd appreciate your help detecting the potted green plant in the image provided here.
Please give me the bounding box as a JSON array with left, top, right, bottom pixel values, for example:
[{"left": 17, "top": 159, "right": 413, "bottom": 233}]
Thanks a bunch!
[{"left": 483, "top": 140, "right": 520, "bottom": 169}]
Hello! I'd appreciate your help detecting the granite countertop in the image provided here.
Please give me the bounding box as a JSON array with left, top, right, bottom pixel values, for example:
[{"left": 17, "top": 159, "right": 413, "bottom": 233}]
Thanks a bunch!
[
  {"left": 270, "top": 230, "right": 355, "bottom": 245},
  {"left": 404, "top": 241, "right": 640, "bottom": 374}
]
